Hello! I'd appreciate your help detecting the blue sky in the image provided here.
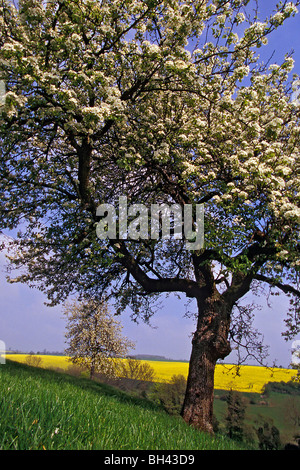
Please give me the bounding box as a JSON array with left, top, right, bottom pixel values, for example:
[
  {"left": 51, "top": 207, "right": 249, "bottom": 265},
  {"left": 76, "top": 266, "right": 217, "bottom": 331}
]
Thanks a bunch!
[{"left": 1, "top": 1, "right": 300, "bottom": 367}]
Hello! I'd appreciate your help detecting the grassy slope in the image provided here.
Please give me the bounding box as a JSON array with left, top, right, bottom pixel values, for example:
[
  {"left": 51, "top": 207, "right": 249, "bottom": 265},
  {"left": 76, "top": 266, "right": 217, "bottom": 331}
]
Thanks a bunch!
[{"left": 0, "top": 360, "right": 245, "bottom": 451}]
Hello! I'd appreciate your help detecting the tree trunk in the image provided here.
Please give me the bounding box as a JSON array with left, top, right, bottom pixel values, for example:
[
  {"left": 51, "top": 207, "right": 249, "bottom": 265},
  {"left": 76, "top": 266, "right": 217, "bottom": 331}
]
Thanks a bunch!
[
  {"left": 181, "top": 297, "right": 231, "bottom": 433},
  {"left": 90, "top": 360, "right": 96, "bottom": 380}
]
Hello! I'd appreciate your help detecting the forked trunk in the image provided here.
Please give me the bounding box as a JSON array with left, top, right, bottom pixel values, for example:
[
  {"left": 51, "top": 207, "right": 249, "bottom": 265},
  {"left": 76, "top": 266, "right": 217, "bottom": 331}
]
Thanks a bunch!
[{"left": 181, "top": 297, "right": 231, "bottom": 433}]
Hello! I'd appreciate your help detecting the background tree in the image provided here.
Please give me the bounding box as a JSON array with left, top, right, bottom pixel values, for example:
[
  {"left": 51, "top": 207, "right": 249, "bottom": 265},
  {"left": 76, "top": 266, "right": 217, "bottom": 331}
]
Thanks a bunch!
[
  {"left": 225, "top": 390, "right": 247, "bottom": 442},
  {"left": 151, "top": 374, "right": 187, "bottom": 416},
  {"left": 0, "top": 0, "right": 300, "bottom": 433},
  {"left": 24, "top": 354, "right": 43, "bottom": 368},
  {"left": 255, "top": 416, "right": 281, "bottom": 450},
  {"left": 64, "top": 299, "right": 135, "bottom": 380},
  {"left": 116, "top": 357, "right": 155, "bottom": 382}
]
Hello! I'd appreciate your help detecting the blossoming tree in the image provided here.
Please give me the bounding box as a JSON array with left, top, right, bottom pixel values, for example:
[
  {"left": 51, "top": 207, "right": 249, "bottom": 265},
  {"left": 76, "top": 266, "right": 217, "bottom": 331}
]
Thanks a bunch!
[
  {"left": 0, "top": 0, "right": 299, "bottom": 433},
  {"left": 64, "top": 299, "right": 135, "bottom": 380}
]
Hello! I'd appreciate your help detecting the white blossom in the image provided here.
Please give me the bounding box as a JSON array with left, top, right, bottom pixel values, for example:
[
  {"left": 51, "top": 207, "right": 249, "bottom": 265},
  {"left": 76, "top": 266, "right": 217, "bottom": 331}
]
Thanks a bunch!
[{"left": 283, "top": 2, "right": 298, "bottom": 15}]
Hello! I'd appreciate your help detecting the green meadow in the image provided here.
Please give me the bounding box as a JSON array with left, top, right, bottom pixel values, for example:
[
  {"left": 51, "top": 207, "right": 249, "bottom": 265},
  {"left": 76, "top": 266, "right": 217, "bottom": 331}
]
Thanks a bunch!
[{"left": 0, "top": 360, "right": 243, "bottom": 451}]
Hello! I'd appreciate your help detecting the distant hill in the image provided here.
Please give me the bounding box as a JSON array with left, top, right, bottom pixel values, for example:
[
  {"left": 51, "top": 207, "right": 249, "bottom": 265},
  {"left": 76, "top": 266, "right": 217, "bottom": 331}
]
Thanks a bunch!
[{"left": 130, "top": 354, "right": 188, "bottom": 362}]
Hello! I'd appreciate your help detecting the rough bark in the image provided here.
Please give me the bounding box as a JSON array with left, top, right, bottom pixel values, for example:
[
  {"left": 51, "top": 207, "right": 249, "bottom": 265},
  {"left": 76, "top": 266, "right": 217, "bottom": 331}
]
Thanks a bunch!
[{"left": 181, "top": 297, "right": 232, "bottom": 433}]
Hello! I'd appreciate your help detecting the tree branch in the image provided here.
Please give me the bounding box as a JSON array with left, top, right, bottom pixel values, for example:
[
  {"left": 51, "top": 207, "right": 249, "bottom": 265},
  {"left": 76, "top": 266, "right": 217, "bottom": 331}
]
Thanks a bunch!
[
  {"left": 112, "top": 240, "right": 205, "bottom": 299},
  {"left": 254, "top": 274, "right": 300, "bottom": 298}
]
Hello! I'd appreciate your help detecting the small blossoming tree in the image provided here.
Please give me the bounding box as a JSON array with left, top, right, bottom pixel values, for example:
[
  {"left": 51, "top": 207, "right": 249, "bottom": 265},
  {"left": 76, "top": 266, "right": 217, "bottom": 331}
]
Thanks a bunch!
[
  {"left": 0, "top": 0, "right": 299, "bottom": 432},
  {"left": 64, "top": 299, "right": 135, "bottom": 380}
]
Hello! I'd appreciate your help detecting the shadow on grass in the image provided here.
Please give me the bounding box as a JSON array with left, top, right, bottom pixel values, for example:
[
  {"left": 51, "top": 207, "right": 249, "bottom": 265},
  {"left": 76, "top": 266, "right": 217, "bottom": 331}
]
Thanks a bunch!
[{"left": 3, "top": 358, "right": 164, "bottom": 414}]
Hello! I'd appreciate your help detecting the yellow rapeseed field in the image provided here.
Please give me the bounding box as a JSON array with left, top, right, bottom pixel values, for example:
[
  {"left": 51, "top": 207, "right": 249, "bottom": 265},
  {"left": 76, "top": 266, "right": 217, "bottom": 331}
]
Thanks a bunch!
[
  {"left": 6, "top": 354, "right": 71, "bottom": 370},
  {"left": 142, "top": 360, "right": 296, "bottom": 393},
  {"left": 6, "top": 354, "right": 296, "bottom": 394}
]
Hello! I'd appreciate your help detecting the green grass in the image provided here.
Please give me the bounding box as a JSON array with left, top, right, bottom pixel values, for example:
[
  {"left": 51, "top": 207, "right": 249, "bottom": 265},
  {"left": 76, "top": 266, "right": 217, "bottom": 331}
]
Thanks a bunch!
[{"left": 0, "top": 360, "right": 244, "bottom": 451}]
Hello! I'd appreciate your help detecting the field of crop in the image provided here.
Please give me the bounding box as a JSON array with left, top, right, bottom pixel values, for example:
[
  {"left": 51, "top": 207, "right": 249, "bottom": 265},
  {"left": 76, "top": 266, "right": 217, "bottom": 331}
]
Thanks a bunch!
[{"left": 6, "top": 354, "right": 296, "bottom": 394}]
